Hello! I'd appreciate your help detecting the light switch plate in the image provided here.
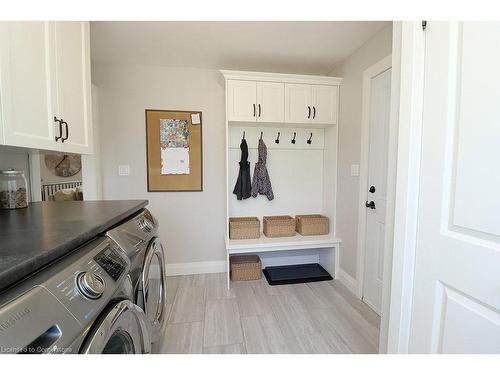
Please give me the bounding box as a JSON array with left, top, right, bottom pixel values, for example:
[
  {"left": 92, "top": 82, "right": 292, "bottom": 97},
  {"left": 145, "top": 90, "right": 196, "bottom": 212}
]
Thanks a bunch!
[
  {"left": 350, "top": 164, "right": 360, "bottom": 177},
  {"left": 118, "top": 165, "right": 130, "bottom": 176}
]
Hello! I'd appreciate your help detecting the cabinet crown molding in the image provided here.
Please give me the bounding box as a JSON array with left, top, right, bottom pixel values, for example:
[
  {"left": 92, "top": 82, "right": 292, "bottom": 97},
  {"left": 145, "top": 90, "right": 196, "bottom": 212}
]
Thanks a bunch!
[{"left": 220, "top": 70, "right": 343, "bottom": 85}]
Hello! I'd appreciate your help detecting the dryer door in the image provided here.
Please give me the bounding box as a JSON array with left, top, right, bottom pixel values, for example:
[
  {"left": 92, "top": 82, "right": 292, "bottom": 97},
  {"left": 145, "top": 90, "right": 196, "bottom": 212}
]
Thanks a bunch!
[
  {"left": 80, "top": 300, "right": 151, "bottom": 354},
  {"left": 137, "top": 237, "right": 166, "bottom": 343}
]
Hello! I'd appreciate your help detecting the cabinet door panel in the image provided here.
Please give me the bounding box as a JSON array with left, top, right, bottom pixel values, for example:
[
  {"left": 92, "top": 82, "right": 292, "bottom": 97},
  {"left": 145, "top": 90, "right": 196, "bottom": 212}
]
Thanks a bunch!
[
  {"left": 0, "top": 22, "right": 59, "bottom": 150},
  {"left": 284, "top": 83, "right": 311, "bottom": 123},
  {"left": 227, "top": 80, "right": 257, "bottom": 122},
  {"left": 311, "top": 85, "right": 338, "bottom": 125},
  {"left": 256, "top": 81, "right": 284, "bottom": 122},
  {"left": 56, "top": 22, "right": 92, "bottom": 154}
]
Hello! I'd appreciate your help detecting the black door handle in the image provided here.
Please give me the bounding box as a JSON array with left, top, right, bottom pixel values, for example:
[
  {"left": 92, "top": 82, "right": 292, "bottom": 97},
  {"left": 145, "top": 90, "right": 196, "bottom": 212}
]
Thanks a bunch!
[
  {"left": 253, "top": 104, "right": 256, "bottom": 117},
  {"left": 61, "top": 121, "right": 69, "bottom": 143},
  {"left": 365, "top": 201, "right": 376, "bottom": 209},
  {"left": 313, "top": 106, "right": 316, "bottom": 119},
  {"left": 258, "top": 104, "right": 261, "bottom": 117},
  {"left": 54, "top": 116, "right": 63, "bottom": 141},
  {"left": 307, "top": 106, "right": 311, "bottom": 119},
  {"left": 369, "top": 185, "right": 376, "bottom": 193}
]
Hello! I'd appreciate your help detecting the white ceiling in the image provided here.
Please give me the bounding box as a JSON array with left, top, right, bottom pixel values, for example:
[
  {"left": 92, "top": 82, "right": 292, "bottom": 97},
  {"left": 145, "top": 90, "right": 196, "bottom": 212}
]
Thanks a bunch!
[{"left": 90, "top": 21, "right": 389, "bottom": 75}]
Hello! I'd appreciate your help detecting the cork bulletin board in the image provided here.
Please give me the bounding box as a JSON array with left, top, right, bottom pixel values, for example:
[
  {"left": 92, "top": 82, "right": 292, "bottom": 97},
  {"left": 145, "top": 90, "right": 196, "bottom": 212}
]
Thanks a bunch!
[{"left": 145, "top": 109, "right": 203, "bottom": 191}]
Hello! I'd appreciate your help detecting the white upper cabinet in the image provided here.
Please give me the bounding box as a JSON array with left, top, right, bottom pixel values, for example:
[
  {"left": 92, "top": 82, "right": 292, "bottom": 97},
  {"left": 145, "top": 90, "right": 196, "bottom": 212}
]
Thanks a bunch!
[
  {"left": 0, "top": 21, "right": 92, "bottom": 154},
  {"left": 0, "top": 22, "right": 58, "bottom": 150},
  {"left": 227, "top": 80, "right": 285, "bottom": 123},
  {"left": 55, "top": 22, "right": 92, "bottom": 154},
  {"left": 222, "top": 71, "right": 341, "bottom": 126},
  {"left": 311, "top": 85, "right": 338, "bottom": 125},
  {"left": 256, "top": 81, "right": 284, "bottom": 122},
  {"left": 285, "top": 83, "right": 338, "bottom": 125},
  {"left": 284, "top": 84, "right": 312, "bottom": 123},
  {"left": 227, "top": 80, "right": 257, "bottom": 122}
]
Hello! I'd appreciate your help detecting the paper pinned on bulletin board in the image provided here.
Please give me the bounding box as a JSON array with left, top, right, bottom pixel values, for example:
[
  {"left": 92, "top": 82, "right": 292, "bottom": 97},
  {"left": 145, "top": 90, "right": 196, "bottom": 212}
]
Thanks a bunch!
[
  {"left": 191, "top": 113, "right": 201, "bottom": 124},
  {"left": 160, "top": 119, "right": 190, "bottom": 175}
]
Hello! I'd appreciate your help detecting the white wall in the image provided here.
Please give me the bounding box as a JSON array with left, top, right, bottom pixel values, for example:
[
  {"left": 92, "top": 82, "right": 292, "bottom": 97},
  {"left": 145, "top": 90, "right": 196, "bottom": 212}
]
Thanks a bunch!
[
  {"left": 92, "top": 64, "right": 226, "bottom": 269},
  {"left": 329, "top": 24, "right": 393, "bottom": 279}
]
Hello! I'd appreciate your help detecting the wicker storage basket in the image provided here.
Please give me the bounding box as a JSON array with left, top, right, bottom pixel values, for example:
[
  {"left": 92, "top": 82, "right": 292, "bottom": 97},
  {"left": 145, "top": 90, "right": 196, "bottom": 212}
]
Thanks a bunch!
[
  {"left": 230, "top": 255, "right": 262, "bottom": 281},
  {"left": 295, "top": 214, "right": 330, "bottom": 236},
  {"left": 229, "top": 217, "right": 260, "bottom": 240},
  {"left": 263, "top": 215, "right": 296, "bottom": 237}
]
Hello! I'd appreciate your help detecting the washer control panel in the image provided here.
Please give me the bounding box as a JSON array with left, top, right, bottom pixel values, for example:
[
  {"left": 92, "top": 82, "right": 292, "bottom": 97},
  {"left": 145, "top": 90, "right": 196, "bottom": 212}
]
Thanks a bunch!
[
  {"left": 42, "top": 238, "right": 130, "bottom": 324},
  {"left": 94, "top": 246, "right": 127, "bottom": 281},
  {"left": 76, "top": 272, "right": 106, "bottom": 299}
]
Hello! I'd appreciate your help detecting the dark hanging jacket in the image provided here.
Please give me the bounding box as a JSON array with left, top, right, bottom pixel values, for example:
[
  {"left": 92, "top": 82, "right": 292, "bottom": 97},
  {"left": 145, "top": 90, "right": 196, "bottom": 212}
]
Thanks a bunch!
[
  {"left": 251, "top": 139, "right": 274, "bottom": 200},
  {"left": 233, "top": 138, "right": 252, "bottom": 200}
]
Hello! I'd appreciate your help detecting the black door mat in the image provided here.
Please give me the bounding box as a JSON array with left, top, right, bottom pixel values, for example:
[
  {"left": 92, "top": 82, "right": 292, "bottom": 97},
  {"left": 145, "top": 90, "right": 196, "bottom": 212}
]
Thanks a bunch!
[{"left": 263, "top": 263, "right": 333, "bottom": 285}]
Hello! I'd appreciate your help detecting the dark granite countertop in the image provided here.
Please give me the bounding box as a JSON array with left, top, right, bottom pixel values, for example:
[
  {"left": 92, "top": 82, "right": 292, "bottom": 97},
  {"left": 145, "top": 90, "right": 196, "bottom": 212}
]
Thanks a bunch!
[{"left": 0, "top": 200, "right": 148, "bottom": 293}]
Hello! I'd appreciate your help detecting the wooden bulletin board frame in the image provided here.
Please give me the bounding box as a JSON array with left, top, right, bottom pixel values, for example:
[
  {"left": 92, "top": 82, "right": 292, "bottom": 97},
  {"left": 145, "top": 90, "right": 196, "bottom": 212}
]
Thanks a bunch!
[{"left": 145, "top": 109, "right": 203, "bottom": 192}]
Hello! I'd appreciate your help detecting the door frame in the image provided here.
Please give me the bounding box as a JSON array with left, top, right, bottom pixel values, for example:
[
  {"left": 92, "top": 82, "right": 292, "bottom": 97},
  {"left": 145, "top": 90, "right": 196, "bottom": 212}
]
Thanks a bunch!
[
  {"left": 356, "top": 54, "right": 392, "bottom": 304},
  {"left": 385, "top": 21, "right": 426, "bottom": 353}
]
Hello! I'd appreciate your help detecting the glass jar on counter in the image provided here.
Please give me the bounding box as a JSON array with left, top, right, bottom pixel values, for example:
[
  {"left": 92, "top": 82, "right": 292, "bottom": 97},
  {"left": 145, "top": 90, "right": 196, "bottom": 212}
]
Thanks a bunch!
[{"left": 0, "top": 169, "right": 28, "bottom": 209}]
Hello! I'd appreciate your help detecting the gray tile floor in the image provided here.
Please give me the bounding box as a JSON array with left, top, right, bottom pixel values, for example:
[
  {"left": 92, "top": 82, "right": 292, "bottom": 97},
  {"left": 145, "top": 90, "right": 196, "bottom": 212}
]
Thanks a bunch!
[{"left": 158, "top": 273, "right": 380, "bottom": 354}]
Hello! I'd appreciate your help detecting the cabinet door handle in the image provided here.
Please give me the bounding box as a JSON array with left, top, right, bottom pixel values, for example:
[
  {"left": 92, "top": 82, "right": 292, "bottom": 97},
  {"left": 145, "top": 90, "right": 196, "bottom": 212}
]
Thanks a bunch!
[
  {"left": 258, "top": 104, "right": 261, "bottom": 117},
  {"left": 307, "top": 106, "right": 311, "bottom": 119},
  {"left": 54, "top": 116, "right": 63, "bottom": 141},
  {"left": 253, "top": 104, "right": 256, "bottom": 117},
  {"left": 61, "top": 121, "right": 69, "bottom": 143},
  {"left": 313, "top": 106, "right": 316, "bottom": 119}
]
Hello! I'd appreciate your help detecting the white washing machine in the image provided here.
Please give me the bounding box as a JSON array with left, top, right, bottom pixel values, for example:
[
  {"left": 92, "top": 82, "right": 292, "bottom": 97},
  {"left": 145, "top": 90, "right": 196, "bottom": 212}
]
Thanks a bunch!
[
  {"left": 0, "top": 237, "right": 151, "bottom": 354},
  {"left": 106, "top": 209, "right": 167, "bottom": 349}
]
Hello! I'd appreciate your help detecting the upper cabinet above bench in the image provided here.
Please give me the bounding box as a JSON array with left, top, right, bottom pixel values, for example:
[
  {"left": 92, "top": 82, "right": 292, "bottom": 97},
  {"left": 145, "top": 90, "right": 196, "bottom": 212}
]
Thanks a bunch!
[
  {"left": 222, "top": 70, "right": 341, "bottom": 127},
  {"left": 0, "top": 22, "right": 92, "bottom": 154},
  {"left": 226, "top": 80, "right": 285, "bottom": 122},
  {"left": 285, "top": 84, "right": 338, "bottom": 125}
]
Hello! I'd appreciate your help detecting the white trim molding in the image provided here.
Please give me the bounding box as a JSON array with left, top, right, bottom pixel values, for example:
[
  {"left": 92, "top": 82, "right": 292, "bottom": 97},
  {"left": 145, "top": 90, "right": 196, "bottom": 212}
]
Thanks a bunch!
[
  {"left": 386, "top": 21, "right": 426, "bottom": 354},
  {"left": 220, "top": 69, "right": 343, "bottom": 85},
  {"left": 356, "top": 54, "right": 393, "bottom": 301},
  {"left": 335, "top": 267, "right": 358, "bottom": 296},
  {"left": 379, "top": 22, "right": 403, "bottom": 354},
  {"left": 28, "top": 151, "right": 42, "bottom": 202},
  {"left": 166, "top": 260, "right": 227, "bottom": 277}
]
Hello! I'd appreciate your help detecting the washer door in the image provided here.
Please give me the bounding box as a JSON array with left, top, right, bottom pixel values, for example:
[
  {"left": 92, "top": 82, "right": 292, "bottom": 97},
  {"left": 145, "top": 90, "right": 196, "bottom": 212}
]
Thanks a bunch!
[
  {"left": 80, "top": 300, "right": 151, "bottom": 354},
  {"left": 137, "top": 238, "right": 166, "bottom": 343}
]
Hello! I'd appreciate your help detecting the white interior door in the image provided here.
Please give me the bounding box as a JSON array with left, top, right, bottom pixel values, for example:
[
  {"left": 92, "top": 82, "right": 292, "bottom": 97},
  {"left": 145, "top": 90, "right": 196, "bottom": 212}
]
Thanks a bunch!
[
  {"left": 256, "top": 81, "right": 284, "bottom": 122},
  {"left": 409, "top": 22, "right": 500, "bottom": 353},
  {"left": 362, "top": 68, "right": 392, "bottom": 315}
]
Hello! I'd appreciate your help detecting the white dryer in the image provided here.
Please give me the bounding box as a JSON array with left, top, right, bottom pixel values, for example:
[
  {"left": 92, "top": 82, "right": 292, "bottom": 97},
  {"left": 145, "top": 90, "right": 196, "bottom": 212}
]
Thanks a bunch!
[{"left": 106, "top": 209, "right": 167, "bottom": 348}]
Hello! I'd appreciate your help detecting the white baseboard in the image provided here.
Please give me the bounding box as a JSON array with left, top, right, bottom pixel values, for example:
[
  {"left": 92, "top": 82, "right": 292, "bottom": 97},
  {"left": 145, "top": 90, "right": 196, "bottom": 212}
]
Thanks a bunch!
[
  {"left": 335, "top": 267, "right": 359, "bottom": 296},
  {"left": 166, "top": 260, "right": 226, "bottom": 276}
]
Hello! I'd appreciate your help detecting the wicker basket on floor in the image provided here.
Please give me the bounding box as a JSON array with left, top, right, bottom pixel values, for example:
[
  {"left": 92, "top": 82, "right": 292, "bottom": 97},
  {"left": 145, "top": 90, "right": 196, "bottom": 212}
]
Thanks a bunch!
[
  {"left": 230, "top": 255, "right": 262, "bottom": 281},
  {"left": 295, "top": 214, "right": 330, "bottom": 236},
  {"left": 229, "top": 217, "right": 260, "bottom": 240},
  {"left": 263, "top": 215, "right": 296, "bottom": 237}
]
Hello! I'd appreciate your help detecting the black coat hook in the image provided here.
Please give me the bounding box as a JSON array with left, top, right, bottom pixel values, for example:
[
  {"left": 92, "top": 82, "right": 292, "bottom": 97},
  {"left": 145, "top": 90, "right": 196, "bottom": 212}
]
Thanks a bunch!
[
  {"left": 260, "top": 131, "right": 263, "bottom": 140},
  {"left": 291, "top": 132, "right": 296, "bottom": 144},
  {"left": 307, "top": 133, "right": 313, "bottom": 144},
  {"left": 275, "top": 132, "right": 280, "bottom": 144},
  {"left": 242, "top": 131, "right": 245, "bottom": 139}
]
